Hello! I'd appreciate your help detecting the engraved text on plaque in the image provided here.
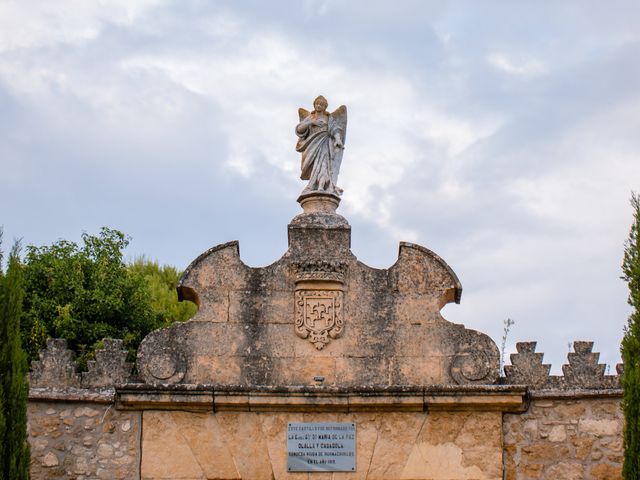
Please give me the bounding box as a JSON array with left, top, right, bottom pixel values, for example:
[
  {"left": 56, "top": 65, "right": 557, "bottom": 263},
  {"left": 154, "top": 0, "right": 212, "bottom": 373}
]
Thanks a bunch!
[{"left": 287, "top": 422, "right": 356, "bottom": 472}]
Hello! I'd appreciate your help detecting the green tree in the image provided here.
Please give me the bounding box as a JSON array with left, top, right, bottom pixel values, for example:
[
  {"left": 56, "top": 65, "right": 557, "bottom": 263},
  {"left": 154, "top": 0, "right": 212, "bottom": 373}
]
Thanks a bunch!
[
  {"left": 0, "top": 234, "right": 30, "bottom": 480},
  {"left": 128, "top": 256, "right": 197, "bottom": 327},
  {"left": 622, "top": 192, "right": 640, "bottom": 479},
  {"left": 21, "top": 228, "right": 148, "bottom": 367},
  {"left": 20, "top": 228, "right": 195, "bottom": 369}
]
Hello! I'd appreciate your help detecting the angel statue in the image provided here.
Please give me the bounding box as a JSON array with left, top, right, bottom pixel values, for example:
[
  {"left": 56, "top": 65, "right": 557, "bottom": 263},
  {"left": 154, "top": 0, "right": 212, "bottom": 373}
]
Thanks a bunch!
[{"left": 295, "top": 96, "right": 347, "bottom": 197}]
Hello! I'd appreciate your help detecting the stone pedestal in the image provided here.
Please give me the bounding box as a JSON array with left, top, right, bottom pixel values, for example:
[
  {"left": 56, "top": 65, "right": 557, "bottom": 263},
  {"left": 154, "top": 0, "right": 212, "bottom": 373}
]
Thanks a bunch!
[{"left": 297, "top": 191, "right": 341, "bottom": 214}]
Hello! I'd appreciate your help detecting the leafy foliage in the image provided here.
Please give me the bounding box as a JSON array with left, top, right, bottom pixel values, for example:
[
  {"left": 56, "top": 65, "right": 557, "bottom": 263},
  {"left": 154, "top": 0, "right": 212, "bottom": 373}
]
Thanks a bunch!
[
  {"left": 20, "top": 228, "right": 194, "bottom": 369},
  {"left": 0, "top": 235, "right": 30, "bottom": 480},
  {"left": 128, "top": 256, "right": 197, "bottom": 327},
  {"left": 622, "top": 192, "right": 640, "bottom": 479}
]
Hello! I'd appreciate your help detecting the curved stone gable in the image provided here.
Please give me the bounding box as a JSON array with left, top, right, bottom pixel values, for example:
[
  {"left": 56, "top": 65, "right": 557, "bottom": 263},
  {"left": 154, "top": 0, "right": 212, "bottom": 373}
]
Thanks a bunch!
[{"left": 137, "top": 206, "right": 499, "bottom": 387}]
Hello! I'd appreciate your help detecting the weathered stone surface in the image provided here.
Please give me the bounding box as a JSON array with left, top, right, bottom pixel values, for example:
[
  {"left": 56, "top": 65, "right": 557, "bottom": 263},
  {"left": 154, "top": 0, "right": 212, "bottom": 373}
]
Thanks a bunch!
[
  {"left": 504, "top": 342, "right": 551, "bottom": 386},
  {"left": 137, "top": 207, "right": 499, "bottom": 387},
  {"left": 116, "top": 385, "right": 526, "bottom": 414},
  {"left": 141, "top": 410, "right": 503, "bottom": 480},
  {"left": 82, "top": 338, "right": 133, "bottom": 388},
  {"left": 562, "top": 341, "right": 607, "bottom": 388},
  {"left": 142, "top": 411, "right": 241, "bottom": 479},
  {"left": 503, "top": 396, "right": 623, "bottom": 479},
  {"left": 590, "top": 462, "right": 622, "bottom": 479},
  {"left": 579, "top": 418, "right": 621, "bottom": 436},
  {"left": 41, "top": 451, "right": 59, "bottom": 467},
  {"left": 30, "top": 338, "right": 80, "bottom": 388},
  {"left": 502, "top": 340, "right": 621, "bottom": 390},
  {"left": 545, "top": 462, "right": 584, "bottom": 479},
  {"left": 296, "top": 96, "right": 347, "bottom": 198},
  {"left": 28, "top": 401, "right": 140, "bottom": 480}
]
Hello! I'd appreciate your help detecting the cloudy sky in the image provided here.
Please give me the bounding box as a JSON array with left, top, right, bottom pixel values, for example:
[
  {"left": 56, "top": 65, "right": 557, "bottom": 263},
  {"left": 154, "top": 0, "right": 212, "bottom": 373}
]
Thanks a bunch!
[{"left": 2, "top": 1, "right": 639, "bottom": 373}]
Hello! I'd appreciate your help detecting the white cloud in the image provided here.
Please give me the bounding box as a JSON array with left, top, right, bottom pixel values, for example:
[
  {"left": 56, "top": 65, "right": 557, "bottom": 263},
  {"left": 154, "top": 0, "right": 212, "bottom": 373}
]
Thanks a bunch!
[
  {"left": 303, "top": 0, "right": 330, "bottom": 18},
  {"left": 1, "top": 0, "right": 638, "bottom": 372},
  {"left": 488, "top": 52, "right": 547, "bottom": 77},
  {"left": 0, "top": 0, "right": 165, "bottom": 52},
  {"left": 114, "top": 18, "right": 497, "bottom": 240},
  {"left": 0, "top": 3, "right": 504, "bottom": 239},
  {"left": 507, "top": 102, "right": 640, "bottom": 235},
  {"left": 414, "top": 107, "right": 503, "bottom": 157}
]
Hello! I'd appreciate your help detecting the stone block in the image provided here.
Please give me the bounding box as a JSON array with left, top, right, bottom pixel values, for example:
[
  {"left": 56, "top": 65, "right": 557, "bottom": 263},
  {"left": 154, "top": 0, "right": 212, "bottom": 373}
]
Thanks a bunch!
[
  {"left": 504, "top": 342, "right": 551, "bottom": 387},
  {"left": 82, "top": 339, "right": 133, "bottom": 388},
  {"left": 545, "top": 462, "right": 584, "bottom": 479},
  {"left": 335, "top": 357, "right": 391, "bottom": 387},
  {"left": 392, "top": 355, "right": 446, "bottom": 385},
  {"left": 42, "top": 451, "right": 59, "bottom": 467},
  {"left": 578, "top": 418, "right": 621, "bottom": 436},
  {"left": 521, "top": 443, "right": 571, "bottom": 462},
  {"left": 229, "top": 290, "right": 293, "bottom": 324},
  {"left": 562, "top": 341, "right": 607, "bottom": 388},
  {"left": 30, "top": 339, "right": 80, "bottom": 388},
  {"left": 590, "top": 463, "right": 622, "bottom": 479}
]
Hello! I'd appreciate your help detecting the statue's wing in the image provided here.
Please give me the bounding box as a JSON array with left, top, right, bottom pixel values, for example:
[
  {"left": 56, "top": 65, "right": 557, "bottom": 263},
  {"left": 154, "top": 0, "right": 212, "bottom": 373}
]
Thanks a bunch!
[
  {"left": 298, "top": 108, "right": 311, "bottom": 122},
  {"left": 331, "top": 105, "right": 347, "bottom": 143}
]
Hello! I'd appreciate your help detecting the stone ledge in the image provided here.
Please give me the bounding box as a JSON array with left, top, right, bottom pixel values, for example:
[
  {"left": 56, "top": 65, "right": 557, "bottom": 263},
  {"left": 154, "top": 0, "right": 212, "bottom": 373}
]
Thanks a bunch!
[
  {"left": 529, "top": 388, "right": 623, "bottom": 399},
  {"left": 29, "top": 387, "right": 114, "bottom": 403},
  {"left": 424, "top": 394, "right": 526, "bottom": 412},
  {"left": 116, "top": 388, "right": 213, "bottom": 411},
  {"left": 114, "top": 384, "right": 527, "bottom": 413},
  {"left": 31, "top": 384, "right": 621, "bottom": 409}
]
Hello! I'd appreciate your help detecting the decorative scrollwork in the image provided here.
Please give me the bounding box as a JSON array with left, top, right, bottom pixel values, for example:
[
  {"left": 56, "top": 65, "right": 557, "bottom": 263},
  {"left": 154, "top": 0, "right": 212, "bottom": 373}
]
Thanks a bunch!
[
  {"left": 450, "top": 349, "right": 497, "bottom": 385},
  {"left": 141, "top": 347, "right": 186, "bottom": 385},
  {"left": 292, "top": 260, "right": 348, "bottom": 284}
]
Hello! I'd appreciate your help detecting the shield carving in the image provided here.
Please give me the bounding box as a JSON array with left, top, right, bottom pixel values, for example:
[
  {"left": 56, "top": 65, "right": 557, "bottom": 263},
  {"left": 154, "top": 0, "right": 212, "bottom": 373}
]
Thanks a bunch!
[{"left": 295, "top": 290, "right": 344, "bottom": 349}]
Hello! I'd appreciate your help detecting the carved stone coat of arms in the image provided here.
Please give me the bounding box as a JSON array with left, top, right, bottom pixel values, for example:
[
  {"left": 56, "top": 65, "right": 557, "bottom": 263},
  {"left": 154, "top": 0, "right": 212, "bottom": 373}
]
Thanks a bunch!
[
  {"left": 295, "top": 290, "right": 344, "bottom": 350},
  {"left": 293, "top": 260, "right": 346, "bottom": 350}
]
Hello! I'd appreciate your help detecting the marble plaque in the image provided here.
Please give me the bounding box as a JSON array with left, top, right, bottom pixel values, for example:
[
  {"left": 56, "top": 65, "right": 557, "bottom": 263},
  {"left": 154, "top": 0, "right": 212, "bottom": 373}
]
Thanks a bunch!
[{"left": 287, "top": 422, "right": 356, "bottom": 472}]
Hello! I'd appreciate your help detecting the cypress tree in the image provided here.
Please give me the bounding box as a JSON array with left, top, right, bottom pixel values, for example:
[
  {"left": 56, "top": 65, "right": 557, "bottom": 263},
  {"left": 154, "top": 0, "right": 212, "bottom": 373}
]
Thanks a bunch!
[
  {"left": 622, "top": 192, "right": 640, "bottom": 479},
  {"left": 0, "top": 236, "right": 30, "bottom": 480},
  {"left": 0, "top": 241, "right": 6, "bottom": 477}
]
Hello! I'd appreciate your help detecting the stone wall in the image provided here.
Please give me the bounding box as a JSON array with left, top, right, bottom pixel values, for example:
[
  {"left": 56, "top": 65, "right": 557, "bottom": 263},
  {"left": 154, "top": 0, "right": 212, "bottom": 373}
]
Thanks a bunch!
[
  {"left": 26, "top": 337, "right": 625, "bottom": 479},
  {"left": 28, "top": 400, "right": 141, "bottom": 479},
  {"left": 29, "top": 395, "right": 624, "bottom": 480},
  {"left": 140, "top": 410, "right": 503, "bottom": 480},
  {"left": 501, "top": 341, "right": 623, "bottom": 480},
  {"left": 503, "top": 395, "right": 623, "bottom": 480},
  {"left": 28, "top": 338, "right": 141, "bottom": 480}
]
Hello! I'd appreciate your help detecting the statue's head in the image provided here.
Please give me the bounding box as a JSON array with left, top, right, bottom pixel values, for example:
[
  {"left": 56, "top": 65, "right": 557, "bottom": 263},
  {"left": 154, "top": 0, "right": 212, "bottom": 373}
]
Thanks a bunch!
[{"left": 313, "top": 95, "right": 328, "bottom": 113}]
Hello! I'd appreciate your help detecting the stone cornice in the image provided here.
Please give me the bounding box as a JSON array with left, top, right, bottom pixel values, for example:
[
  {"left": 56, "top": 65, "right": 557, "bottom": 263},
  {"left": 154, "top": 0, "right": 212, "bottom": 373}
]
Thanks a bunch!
[{"left": 114, "top": 384, "right": 528, "bottom": 413}]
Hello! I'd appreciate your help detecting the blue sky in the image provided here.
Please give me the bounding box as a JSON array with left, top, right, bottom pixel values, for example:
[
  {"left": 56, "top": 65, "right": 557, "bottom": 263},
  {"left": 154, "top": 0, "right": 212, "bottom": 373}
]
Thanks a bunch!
[{"left": 2, "top": 1, "right": 639, "bottom": 373}]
